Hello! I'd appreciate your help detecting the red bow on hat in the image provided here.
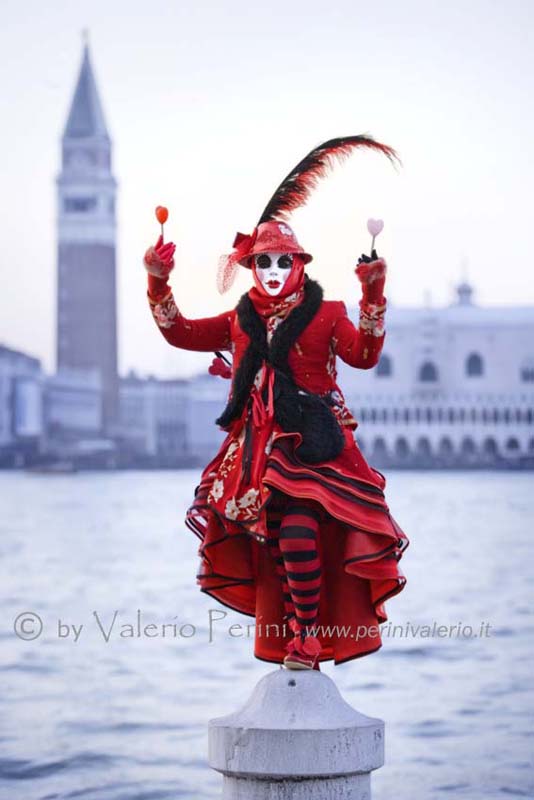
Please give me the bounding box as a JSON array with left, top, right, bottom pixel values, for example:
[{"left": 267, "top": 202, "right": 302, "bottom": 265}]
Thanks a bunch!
[
  {"left": 232, "top": 228, "right": 258, "bottom": 262},
  {"left": 216, "top": 228, "right": 259, "bottom": 294}
]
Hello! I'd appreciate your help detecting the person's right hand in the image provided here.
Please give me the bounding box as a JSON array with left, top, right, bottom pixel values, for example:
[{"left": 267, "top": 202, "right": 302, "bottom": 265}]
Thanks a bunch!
[{"left": 143, "top": 235, "right": 176, "bottom": 279}]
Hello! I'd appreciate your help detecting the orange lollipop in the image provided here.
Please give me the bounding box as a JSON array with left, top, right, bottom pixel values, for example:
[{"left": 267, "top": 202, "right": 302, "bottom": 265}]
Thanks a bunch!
[{"left": 155, "top": 205, "right": 169, "bottom": 238}]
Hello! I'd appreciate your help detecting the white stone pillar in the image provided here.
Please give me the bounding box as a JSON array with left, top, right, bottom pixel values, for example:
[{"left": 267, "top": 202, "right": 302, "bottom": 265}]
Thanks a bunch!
[{"left": 208, "top": 668, "right": 384, "bottom": 799}]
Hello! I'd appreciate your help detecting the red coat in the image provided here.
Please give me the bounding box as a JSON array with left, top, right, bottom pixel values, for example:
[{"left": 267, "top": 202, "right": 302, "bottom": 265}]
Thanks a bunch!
[
  {"left": 147, "top": 283, "right": 409, "bottom": 665},
  {"left": 148, "top": 292, "right": 384, "bottom": 376}
]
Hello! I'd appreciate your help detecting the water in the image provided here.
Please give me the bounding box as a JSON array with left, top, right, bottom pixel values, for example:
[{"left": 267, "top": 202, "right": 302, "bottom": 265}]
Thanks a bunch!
[{"left": 0, "top": 470, "right": 533, "bottom": 799}]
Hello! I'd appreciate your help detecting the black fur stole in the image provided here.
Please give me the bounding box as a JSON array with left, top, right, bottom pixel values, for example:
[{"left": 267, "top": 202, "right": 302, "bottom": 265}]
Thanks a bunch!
[{"left": 216, "top": 277, "right": 345, "bottom": 463}]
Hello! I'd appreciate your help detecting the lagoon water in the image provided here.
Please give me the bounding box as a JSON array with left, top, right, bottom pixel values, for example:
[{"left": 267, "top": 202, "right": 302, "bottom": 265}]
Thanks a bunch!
[{"left": 1, "top": 469, "right": 533, "bottom": 799}]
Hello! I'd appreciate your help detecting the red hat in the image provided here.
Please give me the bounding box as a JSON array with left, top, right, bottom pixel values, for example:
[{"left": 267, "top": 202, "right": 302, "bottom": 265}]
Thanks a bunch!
[
  {"left": 234, "top": 221, "right": 313, "bottom": 268},
  {"left": 217, "top": 222, "right": 312, "bottom": 293}
]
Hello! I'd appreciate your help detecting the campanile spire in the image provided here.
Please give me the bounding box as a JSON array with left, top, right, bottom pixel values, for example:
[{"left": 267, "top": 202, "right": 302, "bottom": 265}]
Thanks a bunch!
[{"left": 56, "top": 38, "right": 118, "bottom": 433}]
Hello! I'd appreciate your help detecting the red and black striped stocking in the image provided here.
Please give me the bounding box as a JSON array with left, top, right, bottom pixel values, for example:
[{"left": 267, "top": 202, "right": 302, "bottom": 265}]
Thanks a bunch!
[
  {"left": 267, "top": 511, "right": 296, "bottom": 625},
  {"left": 278, "top": 501, "right": 322, "bottom": 634}
]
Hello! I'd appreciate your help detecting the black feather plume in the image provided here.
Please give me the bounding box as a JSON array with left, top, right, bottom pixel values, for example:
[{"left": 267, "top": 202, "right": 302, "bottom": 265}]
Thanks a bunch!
[{"left": 258, "top": 135, "right": 400, "bottom": 225}]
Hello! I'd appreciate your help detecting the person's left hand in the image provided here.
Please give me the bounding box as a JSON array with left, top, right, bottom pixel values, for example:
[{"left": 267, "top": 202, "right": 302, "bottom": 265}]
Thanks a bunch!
[
  {"left": 357, "top": 248, "right": 378, "bottom": 265},
  {"left": 354, "top": 249, "right": 387, "bottom": 303}
]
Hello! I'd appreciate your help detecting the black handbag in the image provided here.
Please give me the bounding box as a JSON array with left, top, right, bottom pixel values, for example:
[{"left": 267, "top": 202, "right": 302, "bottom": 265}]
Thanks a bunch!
[{"left": 271, "top": 369, "right": 345, "bottom": 464}]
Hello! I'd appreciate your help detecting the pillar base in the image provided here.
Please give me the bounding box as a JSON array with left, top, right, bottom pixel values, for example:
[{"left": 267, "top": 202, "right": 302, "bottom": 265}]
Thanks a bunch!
[
  {"left": 222, "top": 772, "right": 370, "bottom": 799},
  {"left": 209, "top": 668, "right": 384, "bottom": 799}
]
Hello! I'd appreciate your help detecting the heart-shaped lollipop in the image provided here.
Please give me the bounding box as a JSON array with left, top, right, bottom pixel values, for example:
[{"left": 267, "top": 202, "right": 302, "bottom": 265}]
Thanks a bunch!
[
  {"left": 367, "top": 218, "right": 384, "bottom": 237},
  {"left": 367, "top": 218, "right": 384, "bottom": 254},
  {"left": 155, "top": 205, "right": 169, "bottom": 237}
]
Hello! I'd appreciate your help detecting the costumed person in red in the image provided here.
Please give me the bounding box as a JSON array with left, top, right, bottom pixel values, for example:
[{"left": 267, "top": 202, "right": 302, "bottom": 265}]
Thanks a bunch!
[{"left": 144, "top": 136, "right": 409, "bottom": 670}]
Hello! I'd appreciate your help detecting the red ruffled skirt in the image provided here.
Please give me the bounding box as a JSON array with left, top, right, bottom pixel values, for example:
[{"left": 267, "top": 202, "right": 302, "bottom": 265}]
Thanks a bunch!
[{"left": 185, "top": 384, "right": 409, "bottom": 665}]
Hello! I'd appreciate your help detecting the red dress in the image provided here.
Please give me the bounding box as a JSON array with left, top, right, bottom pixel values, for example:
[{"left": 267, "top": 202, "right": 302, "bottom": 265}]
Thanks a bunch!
[{"left": 147, "top": 284, "right": 409, "bottom": 665}]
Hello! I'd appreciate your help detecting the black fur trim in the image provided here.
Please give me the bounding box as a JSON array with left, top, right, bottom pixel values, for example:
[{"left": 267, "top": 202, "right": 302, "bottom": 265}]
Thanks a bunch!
[
  {"left": 215, "top": 276, "right": 345, "bottom": 463},
  {"left": 216, "top": 276, "right": 322, "bottom": 427}
]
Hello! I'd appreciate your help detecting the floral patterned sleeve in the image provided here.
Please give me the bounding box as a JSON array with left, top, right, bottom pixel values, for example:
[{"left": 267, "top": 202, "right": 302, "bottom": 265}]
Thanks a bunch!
[
  {"left": 147, "top": 285, "right": 232, "bottom": 352},
  {"left": 331, "top": 299, "right": 386, "bottom": 369}
]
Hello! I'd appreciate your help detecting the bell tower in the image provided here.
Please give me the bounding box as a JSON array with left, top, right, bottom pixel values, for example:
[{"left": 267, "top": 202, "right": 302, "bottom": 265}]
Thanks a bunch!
[{"left": 56, "top": 36, "right": 118, "bottom": 434}]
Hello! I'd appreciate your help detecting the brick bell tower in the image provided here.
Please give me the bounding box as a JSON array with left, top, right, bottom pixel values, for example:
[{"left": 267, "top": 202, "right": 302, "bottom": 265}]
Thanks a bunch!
[{"left": 56, "top": 37, "right": 118, "bottom": 434}]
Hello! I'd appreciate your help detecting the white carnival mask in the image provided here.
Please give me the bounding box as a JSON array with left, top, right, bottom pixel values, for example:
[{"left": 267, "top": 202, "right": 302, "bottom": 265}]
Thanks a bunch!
[{"left": 254, "top": 252, "right": 294, "bottom": 296}]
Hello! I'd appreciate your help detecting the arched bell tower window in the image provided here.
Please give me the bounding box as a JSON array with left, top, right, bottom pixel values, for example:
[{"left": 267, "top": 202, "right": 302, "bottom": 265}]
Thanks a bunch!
[
  {"left": 64, "top": 196, "right": 97, "bottom": 213},
  {"left": 466, "top": 352, "right": 484, "bottom": 377}
]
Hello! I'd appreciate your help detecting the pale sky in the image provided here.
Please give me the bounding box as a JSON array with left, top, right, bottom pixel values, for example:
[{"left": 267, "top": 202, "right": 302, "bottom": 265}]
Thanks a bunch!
[{"left": 1, "top": 0, "right": 533, "bottom": 379}]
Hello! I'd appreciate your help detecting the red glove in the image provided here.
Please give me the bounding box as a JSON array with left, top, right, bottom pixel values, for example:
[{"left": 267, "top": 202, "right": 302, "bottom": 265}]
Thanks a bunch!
[
  {"left": 144, "top": 235, "right": 176, "bottom": 299},
  {"left": 355, "top": 250, "right": 387, "bottom": 304}
]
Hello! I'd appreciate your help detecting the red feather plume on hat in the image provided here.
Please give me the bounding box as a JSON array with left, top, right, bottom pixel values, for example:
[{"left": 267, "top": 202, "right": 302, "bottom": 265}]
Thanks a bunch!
[
  {"left": 258, "top": 135, "right": 400, "bottom": 224},
  {"left": 216, "top": 135, "right": 401, "bottom": 294}
]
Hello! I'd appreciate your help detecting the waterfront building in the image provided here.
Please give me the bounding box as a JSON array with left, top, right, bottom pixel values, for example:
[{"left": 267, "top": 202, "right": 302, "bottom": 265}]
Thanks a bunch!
[{"left": 338, "top": 282, "right": 534, "bottom": 467}]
